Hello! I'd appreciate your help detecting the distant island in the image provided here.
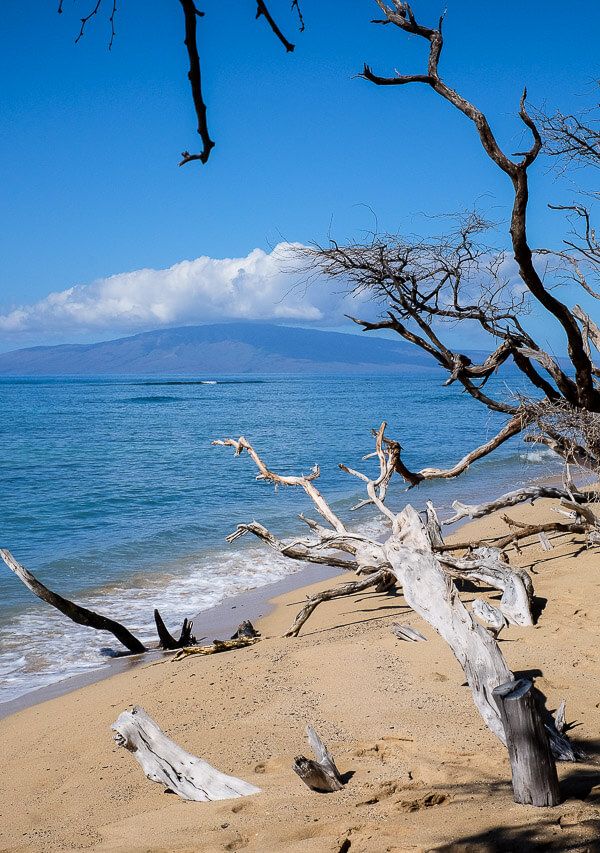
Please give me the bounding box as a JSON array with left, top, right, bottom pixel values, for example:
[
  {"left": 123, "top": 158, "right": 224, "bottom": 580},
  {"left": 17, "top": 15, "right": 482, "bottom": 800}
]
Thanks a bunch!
[{"left": 0, "top": 322, "right": 440, "bottom": 375}]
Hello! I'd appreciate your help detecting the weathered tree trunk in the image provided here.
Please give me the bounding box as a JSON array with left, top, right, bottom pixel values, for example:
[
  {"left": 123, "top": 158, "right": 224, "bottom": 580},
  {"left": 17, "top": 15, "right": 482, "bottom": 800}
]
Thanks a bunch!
[
  {"left": 0, "top": 548, "right": 147, "bottom": 655},
  {"left": 112, "top": 705, "right": 260, "bottom": 801},
  {"left": 293, "top": 726, "right": 344, "bottom": 793},
  {"left": 384, "top": 507, "right": 513, "bottom": 744},
  {"left": 492, "top": 679, "right": 561, "bottom": 807}
]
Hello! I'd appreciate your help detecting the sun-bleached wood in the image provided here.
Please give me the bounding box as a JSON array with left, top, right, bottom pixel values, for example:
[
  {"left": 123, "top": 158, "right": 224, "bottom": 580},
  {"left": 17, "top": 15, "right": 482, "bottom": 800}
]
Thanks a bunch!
[
  {"left": 293, "top": 725, "right": 344, "bottom": 793},
  {"left": 112, "top": 706, "right": 261, "bottom": 801},
  {"left": 472, "top": 599, "right": 508, "bottom": 639},
  {"left": 285, "top": 569, "right": 389, "bottom": 638},
  {"left": 216, "top": 425, "right": 578, "bottom": 761},
  {"left": 391, "top": 622, "right": 427, "bottom": 642},
  {"left": 444, "top": 486, "right": 587, "bottom": 525},
  {"left": 440, "top": 547, "right": 534, "bottom": 627}
]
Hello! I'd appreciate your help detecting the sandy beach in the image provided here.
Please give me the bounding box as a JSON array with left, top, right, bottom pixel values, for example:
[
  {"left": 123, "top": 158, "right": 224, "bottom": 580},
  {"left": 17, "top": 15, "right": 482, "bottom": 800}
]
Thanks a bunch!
[{"left": 1, "top": 498, "right": 600, "bottom": 852}]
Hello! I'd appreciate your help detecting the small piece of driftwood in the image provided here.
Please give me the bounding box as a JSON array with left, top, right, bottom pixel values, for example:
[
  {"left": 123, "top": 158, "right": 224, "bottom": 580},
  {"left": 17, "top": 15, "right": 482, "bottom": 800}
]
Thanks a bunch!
[
  {"left": 492, "top": 679, "right": 561, "bottom": 807},
  {"left": 471, "top": 599, "right": 508, "bottom": 639},
  {"left": 112, "top": 705, "right": 260, "bottom": 801},
  {"left": 554, "top": 699, "right": 567, "bottom": 734},
  {"left": 391, "top": 622, "right": 427, "bottom": 642},
  {"left": 230, "top": 620, "right": 260, "bottom": 639},
  {"left": 293, "top": 725, "right": 344, "bottom": 793},
  {"left": 172, "top": 635, "right": 259, "bottom": 661}
]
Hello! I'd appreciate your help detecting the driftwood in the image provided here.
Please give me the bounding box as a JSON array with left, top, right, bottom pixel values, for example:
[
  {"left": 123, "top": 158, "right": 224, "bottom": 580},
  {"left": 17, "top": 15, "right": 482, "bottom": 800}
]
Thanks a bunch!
[
  {"left": 391, "top": 622, "right": 427, "bottom": 642},
  {"left": 284, "top": 568, "right": 389, "bottom": 638},
  {"left": 493, "top": 679, "right": 561, "bottom": 807},
  {"left": 172, "top": 636, "right": 259, "bottom": 661},
  {"left": 555, "top": 699, "right": 567, "bottom": 734},
  {"left": 439, "top": 547, "right": 534, "bottom": 627},
  {"left": 293, "top": 726, "right": 344, "bottom": 793},
  {"left": 0, "top": 548, "right": 147, "bottom": 655},
  {"left": 231, "top": 620, "right": 260, "bottom": 639},
  {"left": 112, "top": 705, "right": 260, "bottom": 801},
  {"left": 472, "top": 599, "right": 508, "bottom": 639},
  {"left": 216, "top": 427, "right": 578, "bottom": 762},
  {"left": 154, "top": 609, "right": 196, "bottom": 650},
  {"left": 444, "top": 486, "right": 587, "bottom": 525}
]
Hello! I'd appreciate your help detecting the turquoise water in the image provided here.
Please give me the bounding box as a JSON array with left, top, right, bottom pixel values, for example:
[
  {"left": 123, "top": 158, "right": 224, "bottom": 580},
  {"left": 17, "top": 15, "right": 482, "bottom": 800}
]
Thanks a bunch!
[{"left": 0, "top": 374, "right": 557, "bottom": 703}]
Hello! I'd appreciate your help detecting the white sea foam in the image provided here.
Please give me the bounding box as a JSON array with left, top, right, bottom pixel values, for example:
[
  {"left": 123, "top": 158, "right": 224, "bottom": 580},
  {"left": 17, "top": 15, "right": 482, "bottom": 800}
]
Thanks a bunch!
[
  {"left": 0, "top": 532, "right": 349, "bottom": 705},
  {"left": 519, "top": 448, "right": 559, "bottom": 463}
]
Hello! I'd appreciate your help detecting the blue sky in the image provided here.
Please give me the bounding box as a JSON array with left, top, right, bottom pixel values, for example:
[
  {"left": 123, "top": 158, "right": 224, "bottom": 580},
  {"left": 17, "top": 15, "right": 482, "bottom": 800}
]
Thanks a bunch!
[{"left": 0, "top": 1, "right": 598, "bottom": 351}]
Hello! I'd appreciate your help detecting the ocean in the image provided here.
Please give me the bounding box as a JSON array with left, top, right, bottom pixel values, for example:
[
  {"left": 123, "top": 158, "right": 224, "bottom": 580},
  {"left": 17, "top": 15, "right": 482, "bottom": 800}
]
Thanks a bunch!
[{"left": 0, "top": 373, "right": 559, "bottom": 706}]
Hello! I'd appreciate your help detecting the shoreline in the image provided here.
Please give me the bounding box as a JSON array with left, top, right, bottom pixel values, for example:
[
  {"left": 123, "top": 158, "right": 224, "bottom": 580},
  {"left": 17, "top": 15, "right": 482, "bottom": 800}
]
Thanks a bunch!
[
  {"left": 0, "top": 469, "right": 570, "bottom": 720},
  {"left": 0, "top": 561, "right": 340, "bottom": 721}
]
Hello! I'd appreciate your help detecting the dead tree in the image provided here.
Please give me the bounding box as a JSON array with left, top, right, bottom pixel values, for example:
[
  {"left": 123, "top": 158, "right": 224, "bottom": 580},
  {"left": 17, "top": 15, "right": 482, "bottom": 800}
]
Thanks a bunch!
[
  {"left": 300, "top": 2, "right": 600, "bottom": 489},
  {"left": 216, "top": 425, "right": 582, "bottom": 762}
]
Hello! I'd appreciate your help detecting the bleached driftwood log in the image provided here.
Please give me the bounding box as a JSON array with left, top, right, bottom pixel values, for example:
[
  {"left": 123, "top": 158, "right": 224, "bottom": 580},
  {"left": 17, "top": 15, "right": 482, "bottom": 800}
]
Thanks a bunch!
[
  {"left": 216, "top": 425, "right": 578, "bottom": 761},
  {"left": 293, "top": 725, "right": 344, "bottom": 793},
  {"left": 112, "top": 705, "right": 260, "bottom": 801}
]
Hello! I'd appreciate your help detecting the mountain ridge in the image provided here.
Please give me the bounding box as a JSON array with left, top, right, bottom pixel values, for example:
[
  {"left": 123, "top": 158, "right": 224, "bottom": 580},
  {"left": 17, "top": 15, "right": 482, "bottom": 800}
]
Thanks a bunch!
[{"left": 0, "top": 322, "right": 441, "bottom": 375}]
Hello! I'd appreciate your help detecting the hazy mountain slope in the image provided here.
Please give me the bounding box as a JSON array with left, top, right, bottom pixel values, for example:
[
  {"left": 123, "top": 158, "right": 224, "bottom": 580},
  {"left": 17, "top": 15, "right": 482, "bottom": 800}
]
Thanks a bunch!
[{"left": 0, "top": 323, "right": 439, "bottom": 375}]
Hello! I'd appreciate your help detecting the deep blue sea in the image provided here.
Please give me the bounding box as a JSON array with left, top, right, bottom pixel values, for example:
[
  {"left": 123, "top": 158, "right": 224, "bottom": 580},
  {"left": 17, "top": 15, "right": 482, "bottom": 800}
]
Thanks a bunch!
[{"left": 0, "top": 374, "right": 559, "bottom": 704}]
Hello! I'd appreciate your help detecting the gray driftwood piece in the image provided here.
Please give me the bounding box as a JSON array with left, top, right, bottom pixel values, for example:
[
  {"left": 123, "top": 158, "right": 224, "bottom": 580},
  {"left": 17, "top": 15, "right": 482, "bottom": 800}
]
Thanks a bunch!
[
  {"left": 492, "top": 679, "right": 561, "bottom": 807},
  {"left": 391, "top": 622, "right": 427, "bottom": 642},
  {"left": 293, "top": 725, "right": 344, "bottom": 793},
  {"left": 112, "top": 706, "right": 260, "bottom": 801}
]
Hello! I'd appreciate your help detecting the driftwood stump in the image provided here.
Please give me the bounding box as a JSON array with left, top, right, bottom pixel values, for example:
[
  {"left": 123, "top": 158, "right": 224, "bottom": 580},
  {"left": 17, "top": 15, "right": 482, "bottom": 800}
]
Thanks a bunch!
[
  {"left": 493, "top": 679, "right": 561, "bottom": 807},
  {"left": 293, "top": 726, "right": 345, "bottom": 793}
]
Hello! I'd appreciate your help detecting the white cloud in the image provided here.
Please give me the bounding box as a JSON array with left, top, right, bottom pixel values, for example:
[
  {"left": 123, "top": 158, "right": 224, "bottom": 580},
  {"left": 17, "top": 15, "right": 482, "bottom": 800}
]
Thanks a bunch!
[{"left": 0, "top": 243, "right": 369, "bottom": 338}]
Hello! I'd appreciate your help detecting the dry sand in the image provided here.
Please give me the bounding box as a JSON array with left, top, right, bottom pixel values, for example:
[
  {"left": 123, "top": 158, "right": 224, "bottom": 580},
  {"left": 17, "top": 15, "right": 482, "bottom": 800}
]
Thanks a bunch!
[{"left": 1, "top": 499, "right": 600, "bottom": 852}]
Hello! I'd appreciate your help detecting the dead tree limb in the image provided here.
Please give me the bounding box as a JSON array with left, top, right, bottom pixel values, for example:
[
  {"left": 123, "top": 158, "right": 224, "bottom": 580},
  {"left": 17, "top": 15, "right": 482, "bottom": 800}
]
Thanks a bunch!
[
  {"left": 0, "top": 548, "right": 147, "bottom": 655},
  {"left": 112, "top": 705, "right": 260, "bottom": 801},
  {"left": 444, "top": 486, "right": 588, "bottom": 525},
  {"left": 438, "top": 546, "right": 534, "bottom": 626},
  {"left": 285, "top": 568, "right": 389, "bottom": 638},
  {"left": 154, "top": 609, "right": 196, "bottom": 650}
]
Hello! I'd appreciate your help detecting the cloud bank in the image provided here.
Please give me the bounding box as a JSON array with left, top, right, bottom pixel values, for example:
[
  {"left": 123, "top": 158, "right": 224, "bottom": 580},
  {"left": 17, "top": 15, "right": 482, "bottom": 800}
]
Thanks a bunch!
[{"left": 1, "top": 243, "right": 368, "bottom": 339}]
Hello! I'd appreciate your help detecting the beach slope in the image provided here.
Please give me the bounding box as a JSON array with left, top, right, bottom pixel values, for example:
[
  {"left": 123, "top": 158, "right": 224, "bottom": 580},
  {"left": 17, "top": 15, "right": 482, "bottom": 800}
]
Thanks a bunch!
[{"left": 1, "top": 500, "right": 599, "bottom": 852}]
